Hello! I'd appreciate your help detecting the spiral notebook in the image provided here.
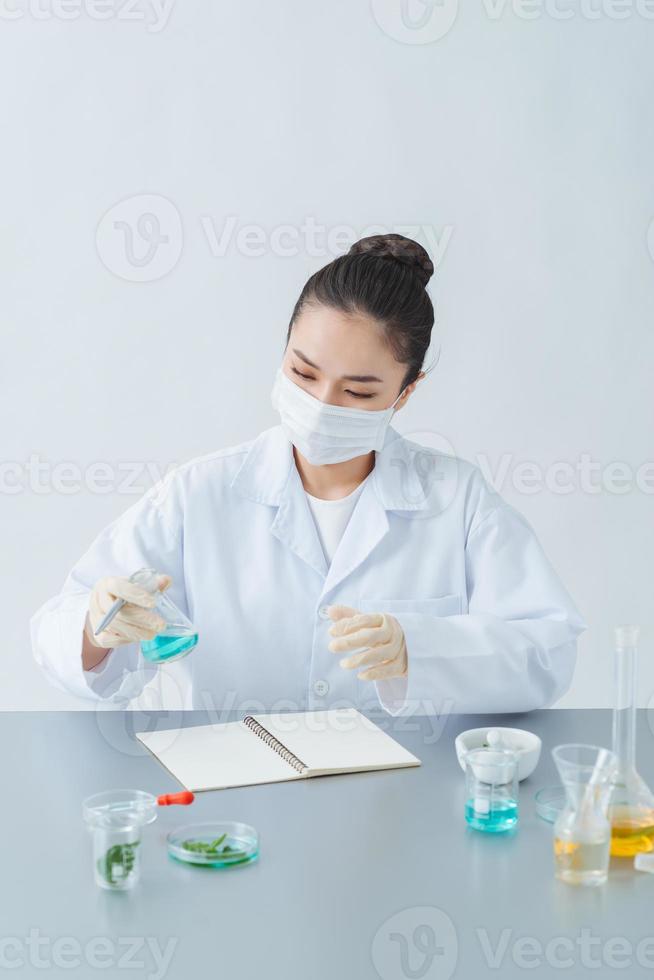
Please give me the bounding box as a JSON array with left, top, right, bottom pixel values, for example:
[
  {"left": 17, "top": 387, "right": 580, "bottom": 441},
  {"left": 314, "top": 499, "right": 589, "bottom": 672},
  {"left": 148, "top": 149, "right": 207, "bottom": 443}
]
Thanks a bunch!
[{"left": 135, "top": 708, "right": 420, "bottom": 792}]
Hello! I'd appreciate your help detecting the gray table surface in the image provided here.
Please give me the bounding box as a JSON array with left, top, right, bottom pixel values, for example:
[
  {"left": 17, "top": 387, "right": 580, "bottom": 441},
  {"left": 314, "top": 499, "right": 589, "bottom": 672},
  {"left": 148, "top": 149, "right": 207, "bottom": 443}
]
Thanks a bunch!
[{"left": 7, "top": 709, "right": 654, "bottom": 979}]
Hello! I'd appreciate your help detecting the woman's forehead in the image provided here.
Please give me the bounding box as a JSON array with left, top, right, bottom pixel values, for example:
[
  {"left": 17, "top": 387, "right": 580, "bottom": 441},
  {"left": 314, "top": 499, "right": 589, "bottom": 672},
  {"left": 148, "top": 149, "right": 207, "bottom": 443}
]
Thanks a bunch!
[{"left": 290, "top": 306, "right": 401, "bottom": 375}]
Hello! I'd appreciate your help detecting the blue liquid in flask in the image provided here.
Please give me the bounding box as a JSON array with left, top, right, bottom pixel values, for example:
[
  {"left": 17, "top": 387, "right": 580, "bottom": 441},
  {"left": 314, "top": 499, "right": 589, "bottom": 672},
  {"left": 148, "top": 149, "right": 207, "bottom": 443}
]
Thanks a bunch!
[
  {"left": 141, "top": 633, "right": 198, "bottom": 663},
  {"left": 465, "top": 798, "right": 518, "bottom": 833}
]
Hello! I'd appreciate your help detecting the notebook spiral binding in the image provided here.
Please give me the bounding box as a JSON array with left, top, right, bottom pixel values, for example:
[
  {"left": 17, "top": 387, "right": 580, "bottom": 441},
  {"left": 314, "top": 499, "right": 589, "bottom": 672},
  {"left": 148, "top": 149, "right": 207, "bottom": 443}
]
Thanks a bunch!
[{"left": 243, "top": 716, "right": 308, "bottom": 774}]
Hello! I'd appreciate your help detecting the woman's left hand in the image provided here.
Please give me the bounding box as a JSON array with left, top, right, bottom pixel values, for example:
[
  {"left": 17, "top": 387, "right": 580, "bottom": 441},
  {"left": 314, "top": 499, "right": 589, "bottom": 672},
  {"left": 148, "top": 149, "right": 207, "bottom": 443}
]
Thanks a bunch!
[{"left": 327, "top": 605, "right": 408, "bottom": 681}]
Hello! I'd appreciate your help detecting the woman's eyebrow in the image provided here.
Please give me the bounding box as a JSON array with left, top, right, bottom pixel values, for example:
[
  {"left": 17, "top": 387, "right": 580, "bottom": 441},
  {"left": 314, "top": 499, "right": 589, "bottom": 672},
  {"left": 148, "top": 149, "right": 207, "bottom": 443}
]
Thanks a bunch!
[
  {"left": 292, "top": 348, "right": 383, "bottom": 383},
  {"left": 342, "top": 373, "right": 383, "bottom": 383},
  {"left": 292, "top": 348, "right": 320, "bottom": 369}
]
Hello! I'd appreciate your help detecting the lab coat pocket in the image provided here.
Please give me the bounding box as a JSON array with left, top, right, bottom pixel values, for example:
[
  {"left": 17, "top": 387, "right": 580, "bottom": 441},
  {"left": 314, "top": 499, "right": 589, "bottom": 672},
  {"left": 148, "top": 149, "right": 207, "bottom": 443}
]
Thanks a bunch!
[{"left": 358, "top": 594, "right": 462, "bottom": 617}]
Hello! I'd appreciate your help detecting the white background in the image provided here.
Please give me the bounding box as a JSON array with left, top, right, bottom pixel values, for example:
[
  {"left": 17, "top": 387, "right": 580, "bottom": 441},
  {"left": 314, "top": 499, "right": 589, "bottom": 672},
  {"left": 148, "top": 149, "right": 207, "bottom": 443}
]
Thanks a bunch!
[{"left": 3, "top": 0, "right": 653, "bottom": 709}]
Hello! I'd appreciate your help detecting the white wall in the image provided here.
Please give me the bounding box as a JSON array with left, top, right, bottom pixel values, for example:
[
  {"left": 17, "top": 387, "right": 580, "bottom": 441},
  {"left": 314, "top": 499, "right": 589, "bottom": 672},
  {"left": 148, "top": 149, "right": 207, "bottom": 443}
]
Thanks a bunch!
[{"left": 3, "top": 0, "right": 653, "bottom": 709}]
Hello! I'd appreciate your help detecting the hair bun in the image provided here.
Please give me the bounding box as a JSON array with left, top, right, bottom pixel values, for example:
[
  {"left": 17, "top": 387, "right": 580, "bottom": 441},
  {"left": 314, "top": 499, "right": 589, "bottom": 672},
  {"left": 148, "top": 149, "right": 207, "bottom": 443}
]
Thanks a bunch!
[{"left": 348, "top": 234, "right": 434, "bottom": 287}]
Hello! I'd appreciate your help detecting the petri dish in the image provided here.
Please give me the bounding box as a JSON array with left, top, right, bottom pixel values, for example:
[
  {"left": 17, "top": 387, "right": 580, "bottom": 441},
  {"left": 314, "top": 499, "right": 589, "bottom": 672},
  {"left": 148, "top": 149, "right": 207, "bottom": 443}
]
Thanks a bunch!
[
  {"left": 167, "top": 822, "right": 259, "bottom": 868},
  {"left": 534, "top": 786, "right": 566, "bottom": 823}
]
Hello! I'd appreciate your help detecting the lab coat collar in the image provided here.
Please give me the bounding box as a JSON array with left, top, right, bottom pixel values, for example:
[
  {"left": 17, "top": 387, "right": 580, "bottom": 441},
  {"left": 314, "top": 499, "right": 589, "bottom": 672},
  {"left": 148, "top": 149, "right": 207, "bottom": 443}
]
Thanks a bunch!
[
  {"left": 231, "top": 427, "right": 328, "bottom": 577},
  {"left": 230, "top": 426, "right": 295, "bottom": 507},
  {"left": 231, "top": 425, "right": 432, "bottom": 513}
]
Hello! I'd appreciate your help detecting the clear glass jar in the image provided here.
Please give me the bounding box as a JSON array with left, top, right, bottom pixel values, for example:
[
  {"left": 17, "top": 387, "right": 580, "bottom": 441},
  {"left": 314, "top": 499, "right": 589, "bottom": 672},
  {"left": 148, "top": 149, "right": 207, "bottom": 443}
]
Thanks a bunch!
[
  {"left": 83, "top": 789, "right": 157, "bottom": 890},
  {"left": 552, "top": 744, "right": 617, "bottom": 887}
]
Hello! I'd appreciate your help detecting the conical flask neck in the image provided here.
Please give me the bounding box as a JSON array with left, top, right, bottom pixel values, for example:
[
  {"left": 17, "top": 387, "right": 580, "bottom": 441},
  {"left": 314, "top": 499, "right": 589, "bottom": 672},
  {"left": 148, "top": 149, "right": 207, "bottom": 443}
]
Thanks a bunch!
[{"left": 612, "top": 645, "right": 637, "bottom": 772}]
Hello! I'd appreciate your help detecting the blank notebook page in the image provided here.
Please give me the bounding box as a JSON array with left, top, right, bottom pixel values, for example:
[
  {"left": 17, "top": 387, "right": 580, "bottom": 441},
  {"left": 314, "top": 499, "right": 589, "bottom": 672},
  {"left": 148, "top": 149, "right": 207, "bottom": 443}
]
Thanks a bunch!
[
  {"left": 252, "top": 708, "right": 420, "bottom": 775},
  {"left": 136, "top": 720, "right": 302, "bottom": 791}
]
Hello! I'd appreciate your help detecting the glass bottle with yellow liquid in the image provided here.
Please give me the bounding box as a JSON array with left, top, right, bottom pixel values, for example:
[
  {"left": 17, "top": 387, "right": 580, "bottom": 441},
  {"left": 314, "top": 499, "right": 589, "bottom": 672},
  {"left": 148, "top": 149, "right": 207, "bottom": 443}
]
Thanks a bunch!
[{"left": 608, "top": 626, "right": 654, "bottom": 858}]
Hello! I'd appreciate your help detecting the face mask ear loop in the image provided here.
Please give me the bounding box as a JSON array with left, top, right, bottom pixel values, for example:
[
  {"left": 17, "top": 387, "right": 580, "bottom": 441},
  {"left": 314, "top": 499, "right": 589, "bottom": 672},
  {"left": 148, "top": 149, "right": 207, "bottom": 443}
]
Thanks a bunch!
[
  {"left": 390, "top": 344, "right": 441, "bottom": 412},
  {"left": 422, "top": 344, "right": 442, "bottom": 378},
  {"left": 390, "top": 388, "right": 406, "bottom": 412}
]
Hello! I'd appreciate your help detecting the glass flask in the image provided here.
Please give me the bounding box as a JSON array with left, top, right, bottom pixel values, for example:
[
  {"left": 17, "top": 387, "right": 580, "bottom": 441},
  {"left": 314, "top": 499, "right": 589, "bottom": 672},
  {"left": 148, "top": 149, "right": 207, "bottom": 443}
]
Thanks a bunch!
[
  {"left": 608, "top": 625, "right": 654, "bottom": 857},
  {"left": 552, "top": 744, "right": 616, "bottom": 887},
  {"left": 129, "top": 568, "right": 198, "bottom": 664},
  {"left": 464, "top": 748, "right": 519, "bottom": 833},
  {"left": 83, "top": 790, "right": 157, "bottom": 891}
]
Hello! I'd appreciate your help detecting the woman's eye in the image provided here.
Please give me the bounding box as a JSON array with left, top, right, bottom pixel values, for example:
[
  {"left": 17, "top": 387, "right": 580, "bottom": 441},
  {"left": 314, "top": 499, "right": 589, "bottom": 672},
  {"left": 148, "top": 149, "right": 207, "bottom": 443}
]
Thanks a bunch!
[
  {"left": 291, "top": 367, "right": 315, "bottom": 381},
  {"left": 346, "top": 390, "right": 374, "bottom": 399}
]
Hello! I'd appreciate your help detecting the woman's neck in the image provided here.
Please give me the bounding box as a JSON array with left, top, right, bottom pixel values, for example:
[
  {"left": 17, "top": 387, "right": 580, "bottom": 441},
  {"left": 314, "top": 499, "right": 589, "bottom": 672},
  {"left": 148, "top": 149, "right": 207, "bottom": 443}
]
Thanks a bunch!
[{"left": 293, "top": 448, "right": 375, "bottom": 501}]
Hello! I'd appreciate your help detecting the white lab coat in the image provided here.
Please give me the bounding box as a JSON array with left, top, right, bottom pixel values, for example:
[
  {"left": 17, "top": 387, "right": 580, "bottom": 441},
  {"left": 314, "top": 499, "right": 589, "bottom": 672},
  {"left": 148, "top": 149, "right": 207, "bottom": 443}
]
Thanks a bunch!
[{"left": 31, "top": 426, "right": 586, "bottom": 714}]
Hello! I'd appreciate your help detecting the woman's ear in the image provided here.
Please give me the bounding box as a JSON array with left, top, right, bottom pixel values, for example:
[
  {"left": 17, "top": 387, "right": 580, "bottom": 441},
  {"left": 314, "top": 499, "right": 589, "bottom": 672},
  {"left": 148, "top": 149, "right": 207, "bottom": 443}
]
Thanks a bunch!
[{"left": 394, "top": 371, "right": 425, "bottom": 411}]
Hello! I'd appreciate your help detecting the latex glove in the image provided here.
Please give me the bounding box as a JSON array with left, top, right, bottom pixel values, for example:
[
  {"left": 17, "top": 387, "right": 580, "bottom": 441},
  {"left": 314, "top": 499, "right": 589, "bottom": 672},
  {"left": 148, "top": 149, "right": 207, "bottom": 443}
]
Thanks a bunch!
[
  {"left": 327, "top": 605, "right": 408, "bottom": 681},
  {"left": 85, "top": 574, "right": 171, "bottom": 649}
]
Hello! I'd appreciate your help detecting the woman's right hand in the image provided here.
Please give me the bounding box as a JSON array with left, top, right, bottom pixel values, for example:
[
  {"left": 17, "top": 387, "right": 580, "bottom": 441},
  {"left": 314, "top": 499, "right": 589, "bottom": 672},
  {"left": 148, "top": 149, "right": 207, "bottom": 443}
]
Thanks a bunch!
[{"left": 85, "top": 574, "right": 171, "bottom": 650}]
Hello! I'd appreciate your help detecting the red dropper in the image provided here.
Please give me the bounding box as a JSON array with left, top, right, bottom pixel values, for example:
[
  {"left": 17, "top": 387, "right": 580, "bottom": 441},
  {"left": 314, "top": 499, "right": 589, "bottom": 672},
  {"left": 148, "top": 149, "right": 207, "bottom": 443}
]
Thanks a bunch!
[{"left": 157, "top": 791, "right": 195, "bottom": 806}]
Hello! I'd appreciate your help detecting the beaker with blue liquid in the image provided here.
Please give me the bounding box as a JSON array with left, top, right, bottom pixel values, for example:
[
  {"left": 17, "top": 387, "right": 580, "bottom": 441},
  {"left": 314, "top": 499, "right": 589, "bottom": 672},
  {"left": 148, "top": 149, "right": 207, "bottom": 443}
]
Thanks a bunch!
[
  {"left": 465, "top": 748, "right": 519, "bottom": 833},
  {"left": 129, "top": 568, "right": 198, "bottom": 664}
]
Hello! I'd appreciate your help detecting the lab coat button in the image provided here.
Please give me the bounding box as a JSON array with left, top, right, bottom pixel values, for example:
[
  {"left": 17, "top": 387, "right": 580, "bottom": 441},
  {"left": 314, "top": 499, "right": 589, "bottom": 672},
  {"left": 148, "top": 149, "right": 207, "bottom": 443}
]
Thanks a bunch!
[
  {"left": 313, "top": 679, "right": 329, "bottom": 697},
  {"left": 318, "top": 606, "right": 331, "bottom": 620}
]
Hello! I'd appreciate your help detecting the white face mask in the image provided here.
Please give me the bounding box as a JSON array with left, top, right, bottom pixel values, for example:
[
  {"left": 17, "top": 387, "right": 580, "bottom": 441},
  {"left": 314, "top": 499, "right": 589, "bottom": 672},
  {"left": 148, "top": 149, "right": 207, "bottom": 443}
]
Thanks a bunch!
[{"left": 271, "top": 368, "right": 405, "bottom": 466}]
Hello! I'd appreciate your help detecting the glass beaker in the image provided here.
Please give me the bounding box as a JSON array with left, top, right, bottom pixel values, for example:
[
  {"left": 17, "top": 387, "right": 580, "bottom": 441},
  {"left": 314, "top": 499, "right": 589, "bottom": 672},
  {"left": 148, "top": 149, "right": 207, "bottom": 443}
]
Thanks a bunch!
[
  {"left": 129, "top": 568, "right": 198, "bottom": 664},
  {"left": 83, "top": 789, "right": 157, "bottom": 891},
  {"left": 608, "top": 625, "right": 654, "bottom": 857},
  {"left": 465, "top": 748, "right": 519, "bottom": 833},
  {"left": 552, "top": 744, "right": 616, "bottom": 887}
]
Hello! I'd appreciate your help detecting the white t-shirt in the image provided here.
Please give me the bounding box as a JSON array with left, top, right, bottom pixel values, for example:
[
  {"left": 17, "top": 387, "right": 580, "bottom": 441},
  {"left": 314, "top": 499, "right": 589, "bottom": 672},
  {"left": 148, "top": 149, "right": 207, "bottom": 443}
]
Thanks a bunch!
[{"left": 305, "top": 478, "right": 369, "bottom": 565}]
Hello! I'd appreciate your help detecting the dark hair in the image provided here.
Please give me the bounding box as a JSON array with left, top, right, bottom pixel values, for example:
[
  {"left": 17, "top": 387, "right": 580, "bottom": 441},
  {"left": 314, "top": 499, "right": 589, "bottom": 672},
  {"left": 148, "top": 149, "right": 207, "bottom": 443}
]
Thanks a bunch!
[{"left": 286, "top": 234, "right": 435, "bottom": 391}]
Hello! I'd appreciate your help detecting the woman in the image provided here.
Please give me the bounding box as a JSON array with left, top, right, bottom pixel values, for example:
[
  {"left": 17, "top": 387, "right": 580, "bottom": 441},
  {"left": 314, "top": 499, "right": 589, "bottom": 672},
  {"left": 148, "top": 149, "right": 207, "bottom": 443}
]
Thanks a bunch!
[{"left": 31, "top": 234, "right": 585, "bottom": 714}]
